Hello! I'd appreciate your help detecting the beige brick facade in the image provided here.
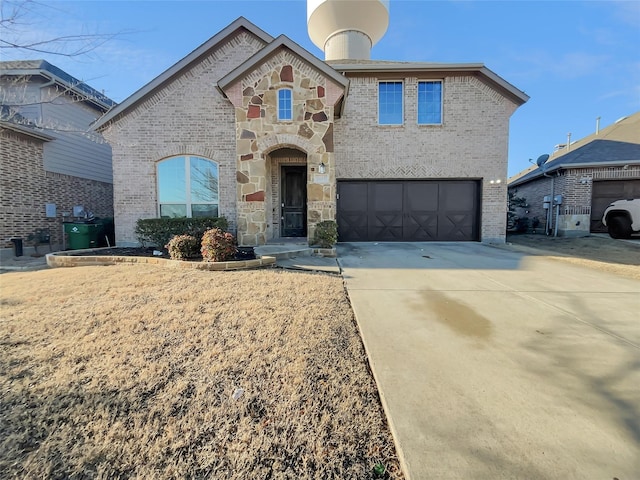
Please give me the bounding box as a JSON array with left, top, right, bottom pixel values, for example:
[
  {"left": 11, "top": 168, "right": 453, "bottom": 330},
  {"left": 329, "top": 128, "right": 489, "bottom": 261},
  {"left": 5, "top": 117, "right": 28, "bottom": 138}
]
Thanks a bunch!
[
  {"left": 335, "top": 75, "right": 518, "bottom": 242},
  {"left": 101, "top": 32, "right": 266, "bottom": 246},
  {"left": 0, "top": 128, "right": 113, "bottom": 252}
]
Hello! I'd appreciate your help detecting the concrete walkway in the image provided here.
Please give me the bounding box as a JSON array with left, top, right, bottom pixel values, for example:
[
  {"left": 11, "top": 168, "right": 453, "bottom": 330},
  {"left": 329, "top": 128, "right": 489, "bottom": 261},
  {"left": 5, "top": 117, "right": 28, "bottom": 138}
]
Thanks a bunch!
[{"left": 338, "top": 242, "right": 640, "bottom": 480}]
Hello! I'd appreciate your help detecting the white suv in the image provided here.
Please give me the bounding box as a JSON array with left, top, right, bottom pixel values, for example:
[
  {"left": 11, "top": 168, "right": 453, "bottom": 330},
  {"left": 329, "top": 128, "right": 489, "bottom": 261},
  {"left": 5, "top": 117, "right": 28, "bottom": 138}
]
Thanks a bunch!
[{"left": 602, "top": 199, "right": 640, "bottom": 239}]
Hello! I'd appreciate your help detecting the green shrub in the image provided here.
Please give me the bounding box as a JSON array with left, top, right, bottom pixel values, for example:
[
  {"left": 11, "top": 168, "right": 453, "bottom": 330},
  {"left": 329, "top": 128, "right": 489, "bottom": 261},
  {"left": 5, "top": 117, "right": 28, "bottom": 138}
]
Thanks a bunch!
[
  {"left": 312, "top": 220, "right": 338, "bottom": 248},
  {"left": 165, "top": 234, "right": 201, "bottom": 260},
  {"left": 201, "top": 228, "right": 237, "bottom": 262},
  {"left": 135, "top": 217, "right": 228, "bottom": 248}
]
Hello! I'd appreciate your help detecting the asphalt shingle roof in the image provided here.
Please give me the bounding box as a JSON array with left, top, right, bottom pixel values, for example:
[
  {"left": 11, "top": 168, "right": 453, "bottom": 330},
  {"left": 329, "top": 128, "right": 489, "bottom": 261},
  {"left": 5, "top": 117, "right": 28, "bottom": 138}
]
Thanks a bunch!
[{"left": 509, "top": 111, "right": 640, "bottom": 186}]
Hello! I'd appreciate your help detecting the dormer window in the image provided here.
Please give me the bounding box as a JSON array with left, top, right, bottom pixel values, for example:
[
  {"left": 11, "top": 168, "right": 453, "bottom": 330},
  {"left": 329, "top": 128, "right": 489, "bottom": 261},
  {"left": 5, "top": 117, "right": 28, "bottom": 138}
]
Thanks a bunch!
[{"left": 278, "top": 88, "right": 292, "bottom": 121}]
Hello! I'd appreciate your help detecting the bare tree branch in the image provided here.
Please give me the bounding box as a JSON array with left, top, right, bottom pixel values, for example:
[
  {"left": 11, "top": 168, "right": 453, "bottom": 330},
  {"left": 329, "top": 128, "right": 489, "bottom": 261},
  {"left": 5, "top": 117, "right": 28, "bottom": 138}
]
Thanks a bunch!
[{"left": 0, "top": 0, "right": 130, "bottom": 57}]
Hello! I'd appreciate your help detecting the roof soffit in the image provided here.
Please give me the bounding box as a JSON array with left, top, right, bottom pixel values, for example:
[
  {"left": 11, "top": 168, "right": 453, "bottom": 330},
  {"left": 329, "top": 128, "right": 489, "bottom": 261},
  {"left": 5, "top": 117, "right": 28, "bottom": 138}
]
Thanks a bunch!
[{"left": 330, "top": 62, "right": 528, "bottom": 106}]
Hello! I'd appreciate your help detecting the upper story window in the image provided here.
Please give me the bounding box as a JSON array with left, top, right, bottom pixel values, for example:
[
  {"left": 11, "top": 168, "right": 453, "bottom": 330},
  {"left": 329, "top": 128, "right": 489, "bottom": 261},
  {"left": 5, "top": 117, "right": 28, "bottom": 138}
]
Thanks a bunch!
[
  {"left": 157, "top": 155, "right": 219, "bottom": 218},
  {"left": 378, "top": 81, "right": 403, "bottom": 125},
  {"left": 417, "top": 80, "right": 443, "bottom": 125},
  {"left": 278, "top": 88, "right": 292, "bottom": 121}
]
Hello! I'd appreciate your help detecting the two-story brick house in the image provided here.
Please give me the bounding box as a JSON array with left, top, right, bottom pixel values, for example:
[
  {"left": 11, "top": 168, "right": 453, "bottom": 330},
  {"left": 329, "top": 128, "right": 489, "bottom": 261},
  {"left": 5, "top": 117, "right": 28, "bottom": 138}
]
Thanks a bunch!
[{"left": 93, "top": 15, "right": 527, "bottom": 246}]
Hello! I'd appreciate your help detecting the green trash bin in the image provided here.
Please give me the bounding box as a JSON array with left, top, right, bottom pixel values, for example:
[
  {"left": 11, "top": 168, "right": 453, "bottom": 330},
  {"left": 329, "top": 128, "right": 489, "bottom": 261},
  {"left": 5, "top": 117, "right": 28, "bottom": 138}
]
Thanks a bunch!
[{"left": 64, "top": 222, "right": 103, "bottom": 250}]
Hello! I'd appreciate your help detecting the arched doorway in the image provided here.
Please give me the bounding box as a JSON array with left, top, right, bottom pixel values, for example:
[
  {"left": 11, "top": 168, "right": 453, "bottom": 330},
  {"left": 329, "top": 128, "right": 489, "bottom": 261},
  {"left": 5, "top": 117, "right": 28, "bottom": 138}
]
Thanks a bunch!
[{"left": 267, "top": 148, "right": 308, "bottom": 239}]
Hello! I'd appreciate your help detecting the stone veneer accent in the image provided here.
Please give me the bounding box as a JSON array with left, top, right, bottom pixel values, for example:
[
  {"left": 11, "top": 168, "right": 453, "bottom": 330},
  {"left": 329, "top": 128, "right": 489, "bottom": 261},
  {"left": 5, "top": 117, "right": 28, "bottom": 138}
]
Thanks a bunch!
[
  {"left": 222, "top": 50, "right": 343, "bottom": 245},
  {"left": 0, "top": 128, "right": 113, "bottom": 250}
]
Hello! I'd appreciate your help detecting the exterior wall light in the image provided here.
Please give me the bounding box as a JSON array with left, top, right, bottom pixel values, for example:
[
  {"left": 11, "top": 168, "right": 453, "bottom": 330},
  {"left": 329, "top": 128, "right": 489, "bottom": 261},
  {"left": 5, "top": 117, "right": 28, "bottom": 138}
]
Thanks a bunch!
[{"left": 318, "top": 162, "right": 326, "bottom": 174}]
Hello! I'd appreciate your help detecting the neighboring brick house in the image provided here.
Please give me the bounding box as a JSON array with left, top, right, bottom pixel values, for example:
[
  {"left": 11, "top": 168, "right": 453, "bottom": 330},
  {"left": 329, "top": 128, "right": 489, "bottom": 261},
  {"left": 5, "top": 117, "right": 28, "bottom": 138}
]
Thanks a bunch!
[
  {"left": 0, "top": 60, "right": 115, "bottom": 257},
  {"left": 508, "top": 112, "right": 640, "bottom": 237},
  {"left": 93, "top": 17, "right": 528, "bottom": 246}
]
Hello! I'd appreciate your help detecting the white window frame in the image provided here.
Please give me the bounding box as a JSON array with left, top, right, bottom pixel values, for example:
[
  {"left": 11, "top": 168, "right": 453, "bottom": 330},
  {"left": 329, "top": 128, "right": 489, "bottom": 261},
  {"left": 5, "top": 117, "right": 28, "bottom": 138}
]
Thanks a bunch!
[
  {"left": 417, "top": 80, "right": 443, "bottom": 125},
  {"left": 157, "top": 155, "right": 219, "bottom": 218},
  {"left": 378, "top": 80, "right": 404, "bottom": 126},
  {"left": 277, "top": 88, "right": 293, "bottom": 121}
]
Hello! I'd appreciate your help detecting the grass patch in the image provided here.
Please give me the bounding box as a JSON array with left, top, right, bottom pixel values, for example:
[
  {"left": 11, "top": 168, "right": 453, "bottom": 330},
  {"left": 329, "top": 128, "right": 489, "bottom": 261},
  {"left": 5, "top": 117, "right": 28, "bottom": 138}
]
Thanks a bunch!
[{"left": 0, "top": 265, "right": 403, "bottom": 479}]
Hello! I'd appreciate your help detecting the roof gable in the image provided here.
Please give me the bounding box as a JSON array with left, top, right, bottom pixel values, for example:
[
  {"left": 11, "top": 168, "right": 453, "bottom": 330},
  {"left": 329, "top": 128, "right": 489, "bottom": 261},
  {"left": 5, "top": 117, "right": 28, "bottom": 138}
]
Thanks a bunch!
[
  {"left": 93, "top": 17, "right": 273, "bottom": 130},
  {"left": 0, "top": 59, "right": 115, "bottom": 110},
  {"left": 217, "top": 34, "right": 349, "bottom": 96}
]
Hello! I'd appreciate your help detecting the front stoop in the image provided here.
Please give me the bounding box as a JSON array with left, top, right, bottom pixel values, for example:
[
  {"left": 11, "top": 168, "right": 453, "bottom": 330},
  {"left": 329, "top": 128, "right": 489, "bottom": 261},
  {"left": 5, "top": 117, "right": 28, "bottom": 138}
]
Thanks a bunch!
[
  {"left": 254, "top": 243, "right": 339, "bottom": 273},
  {"left": 254, "top": 245, "right": 336, "bottom": 260}
]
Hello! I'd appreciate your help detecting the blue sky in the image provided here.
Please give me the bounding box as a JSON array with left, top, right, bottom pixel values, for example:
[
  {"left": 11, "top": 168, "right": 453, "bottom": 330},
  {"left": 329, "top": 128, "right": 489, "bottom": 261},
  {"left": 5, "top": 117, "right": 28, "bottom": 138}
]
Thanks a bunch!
[{"left": 3, "top": 0, "right": 639, "bottom": 177}]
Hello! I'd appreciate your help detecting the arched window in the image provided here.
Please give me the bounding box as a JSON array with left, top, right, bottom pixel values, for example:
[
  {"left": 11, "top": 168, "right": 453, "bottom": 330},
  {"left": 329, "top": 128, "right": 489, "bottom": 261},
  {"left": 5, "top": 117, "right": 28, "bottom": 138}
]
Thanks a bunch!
[
  {"left": 278, "top": 88, "right": 292, "bottom": 121},
  {"left": 157, "top": 155, "right": 219, "bottom": 218}
]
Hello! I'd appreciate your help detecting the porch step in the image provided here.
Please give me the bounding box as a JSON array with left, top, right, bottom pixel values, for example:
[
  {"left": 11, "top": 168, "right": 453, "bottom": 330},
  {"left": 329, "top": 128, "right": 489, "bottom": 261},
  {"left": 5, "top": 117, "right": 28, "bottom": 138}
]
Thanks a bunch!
[{"left": 254, "top": 245, "right": 313, "bottom": 260}]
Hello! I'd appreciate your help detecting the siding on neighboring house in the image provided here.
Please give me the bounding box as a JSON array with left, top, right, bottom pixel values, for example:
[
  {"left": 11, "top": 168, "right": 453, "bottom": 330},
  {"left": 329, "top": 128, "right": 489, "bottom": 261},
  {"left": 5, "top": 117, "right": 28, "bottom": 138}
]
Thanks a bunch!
[
  {"left": 41, "top": 92, "right": 113, "bottom": 183},
  {"left": 0, "top": 127, "right": 113, "bottom": 250}
]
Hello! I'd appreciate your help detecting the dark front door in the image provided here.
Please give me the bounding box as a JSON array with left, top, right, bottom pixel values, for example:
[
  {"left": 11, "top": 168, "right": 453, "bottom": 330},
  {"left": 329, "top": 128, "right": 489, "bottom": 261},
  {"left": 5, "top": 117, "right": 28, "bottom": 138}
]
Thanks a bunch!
[{"left": 281, "top": 166, "right": 307, "bottom": 237}]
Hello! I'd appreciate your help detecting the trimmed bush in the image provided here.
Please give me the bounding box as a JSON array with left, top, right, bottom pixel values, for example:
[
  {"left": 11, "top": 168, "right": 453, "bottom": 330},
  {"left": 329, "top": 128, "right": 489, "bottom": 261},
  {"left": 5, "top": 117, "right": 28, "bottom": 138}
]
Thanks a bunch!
[
  {"left": 135, "top": 217, "right": 228, "bottom": 248},
  {"left": 165, "top": 234, "right": 200, "bottom": 260},
  {"left": 201, "top": 228, "right": 237, "bottom": 262},
  {"left": 312, "top": 220, "right": 338, "bottom": 248}
]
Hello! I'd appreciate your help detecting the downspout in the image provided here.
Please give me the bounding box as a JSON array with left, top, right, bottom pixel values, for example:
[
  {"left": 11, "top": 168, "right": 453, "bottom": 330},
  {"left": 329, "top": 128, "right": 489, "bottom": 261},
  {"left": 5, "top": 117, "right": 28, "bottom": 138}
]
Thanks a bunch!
[
  {"left": 554, "top": 192, "right": 560, "bottom": 237},
  {"left": 543, "top": 169, "right": 562, "bottom": 237},
  {"left": 543, "top": 171, "right": 554, "bottom": 235}
]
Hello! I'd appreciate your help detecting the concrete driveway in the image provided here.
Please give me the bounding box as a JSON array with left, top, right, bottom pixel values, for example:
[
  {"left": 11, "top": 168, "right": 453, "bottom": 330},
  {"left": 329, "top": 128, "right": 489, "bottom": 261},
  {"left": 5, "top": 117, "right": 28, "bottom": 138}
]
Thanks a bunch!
[{"left": 338, "top": 242, "right": 640, "bottom": 480}]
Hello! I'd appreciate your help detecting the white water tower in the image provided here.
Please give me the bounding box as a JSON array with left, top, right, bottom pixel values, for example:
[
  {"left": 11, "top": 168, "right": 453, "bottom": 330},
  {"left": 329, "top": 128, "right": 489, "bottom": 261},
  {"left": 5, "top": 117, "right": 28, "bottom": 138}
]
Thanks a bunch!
[{"left": 307, "top": 0, "right": 390, "bottom": 60}]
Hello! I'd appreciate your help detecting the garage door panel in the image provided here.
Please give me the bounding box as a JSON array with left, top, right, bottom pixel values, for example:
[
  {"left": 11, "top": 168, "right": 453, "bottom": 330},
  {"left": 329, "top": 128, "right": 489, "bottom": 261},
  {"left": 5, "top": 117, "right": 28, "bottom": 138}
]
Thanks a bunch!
[
  {"left": 337, "top": 183, "right": 368, "bottom": 241},
  {"left": 369, "top": 220, "right": 404, "bottom": 241},
  {"left": 404, "top": 213, "right": 438, "bottom": 241},
  {"left": 370, "top": 182, "right": 404, "bottom": 209},
  {"left": 440, "top": 182, "right": 477, "bottom": 210},
  {"left": 338, "top": 182, "right": 368, "bottom": 211},
  {"left": 439, "top": 213, "right": 475, "bottom": 240},
  {"left": 337, "top": 180, "right": 480, "bottom": 242},
  {"left": 405, "top": 182, "right": 438, "bottom": 210}
]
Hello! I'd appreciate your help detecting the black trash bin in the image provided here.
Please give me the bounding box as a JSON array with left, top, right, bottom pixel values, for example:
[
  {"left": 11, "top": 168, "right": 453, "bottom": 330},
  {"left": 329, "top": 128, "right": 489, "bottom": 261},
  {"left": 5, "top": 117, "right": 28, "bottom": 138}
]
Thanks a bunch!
[{"left": 10, "top": 238, "right": 23, "bottom": 257}]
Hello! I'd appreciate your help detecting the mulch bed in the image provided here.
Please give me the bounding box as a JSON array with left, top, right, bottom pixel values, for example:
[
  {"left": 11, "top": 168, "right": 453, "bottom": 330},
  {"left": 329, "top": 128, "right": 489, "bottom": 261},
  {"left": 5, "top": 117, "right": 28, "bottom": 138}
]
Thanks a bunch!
[{"left": 70, "top": 246, "right": 256, "bottom": 261}]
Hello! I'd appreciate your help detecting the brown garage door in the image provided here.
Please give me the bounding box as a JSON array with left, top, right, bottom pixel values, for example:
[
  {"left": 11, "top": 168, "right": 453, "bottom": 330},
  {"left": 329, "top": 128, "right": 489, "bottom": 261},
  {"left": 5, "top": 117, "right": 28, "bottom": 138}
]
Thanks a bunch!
[
  {"left": 337, "top": 180, "right": 480, "bottom": 241},
  {"left": 590, "top": 179, "right": 640, "bottom": 232}
]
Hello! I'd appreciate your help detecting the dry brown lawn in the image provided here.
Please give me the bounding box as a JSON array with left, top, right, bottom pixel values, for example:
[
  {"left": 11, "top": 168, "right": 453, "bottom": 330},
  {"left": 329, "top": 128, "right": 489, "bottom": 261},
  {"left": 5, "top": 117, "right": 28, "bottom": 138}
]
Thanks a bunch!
[
  {"left": 0, "top": 265, "right": 403, "bottom": 479},
  {"left": 505, "top": 234, "right": 640, "bottom": 280}
]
